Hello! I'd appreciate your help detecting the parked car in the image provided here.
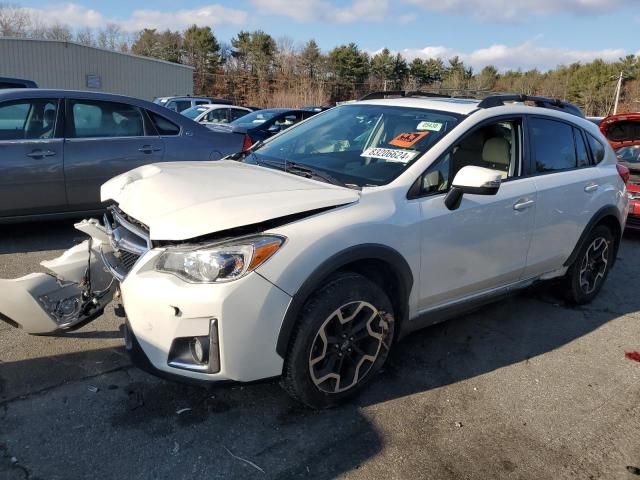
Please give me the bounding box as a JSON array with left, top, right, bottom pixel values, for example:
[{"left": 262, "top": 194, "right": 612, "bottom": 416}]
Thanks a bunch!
[
  {"left": 600, "top": 112, "right": 640, "bottom": 229},
  {"left": 209, "top": 108, "right": 318, "bottom": 146},
  {"left": 153, "top": 96, "right": 232, "bottom": 113},
  {"left": 181, "top": 104, "right": 253, "bottom": 127},
  {"left": 1, "top": 93, "right": 628, "bottom": 409},
  {"left": 0, "top": 77, "right": 37, "bottom": 89},
  {"left": 302, "top": 105, "right": 330, "bottom": 112},
  {"left": 0, "top": 89, "right": 245, "bottom": 222}
]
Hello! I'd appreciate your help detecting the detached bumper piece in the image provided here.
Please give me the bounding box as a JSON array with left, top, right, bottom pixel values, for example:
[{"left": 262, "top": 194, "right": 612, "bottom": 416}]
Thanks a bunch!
[{"left": 0, "top": 219, "right": 115, "bottom": 334}]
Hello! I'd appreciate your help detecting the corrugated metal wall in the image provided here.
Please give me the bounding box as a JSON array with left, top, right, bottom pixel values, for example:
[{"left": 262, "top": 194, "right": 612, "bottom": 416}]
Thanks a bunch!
[{"left": 0, "top": 38, "right": 193, "bottom": 100}]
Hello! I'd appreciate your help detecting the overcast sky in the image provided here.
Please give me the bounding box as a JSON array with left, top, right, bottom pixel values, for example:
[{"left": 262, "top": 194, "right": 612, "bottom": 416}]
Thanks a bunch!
[{"left": 15, "top": 0, "right": 640, "bottom": 71}]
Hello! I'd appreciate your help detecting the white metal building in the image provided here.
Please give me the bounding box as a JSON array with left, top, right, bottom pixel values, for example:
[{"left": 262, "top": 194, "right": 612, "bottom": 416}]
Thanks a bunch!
[{"left": 0, "top": 38, "right": 193, "bottom": 101}]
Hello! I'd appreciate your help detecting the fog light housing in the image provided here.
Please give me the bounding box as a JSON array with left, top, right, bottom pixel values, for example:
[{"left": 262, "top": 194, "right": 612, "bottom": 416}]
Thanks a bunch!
[{"left": 167, "top": 319, "right": 220, "bottom": 373}]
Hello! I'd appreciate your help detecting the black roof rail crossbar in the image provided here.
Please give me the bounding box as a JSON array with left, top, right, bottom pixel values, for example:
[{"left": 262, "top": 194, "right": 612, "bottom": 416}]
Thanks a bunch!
[
  {"left": 358, "top": 90, "right": 453, "bottom": 101},
  {"left": 477, "top": 94, "right": 584, "bottom": 118}
]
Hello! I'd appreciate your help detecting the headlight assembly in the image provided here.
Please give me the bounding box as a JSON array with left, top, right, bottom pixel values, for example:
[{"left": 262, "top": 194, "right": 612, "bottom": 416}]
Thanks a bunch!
[{"left": 155, "top": 235, "right": 285, "bottom": 283}]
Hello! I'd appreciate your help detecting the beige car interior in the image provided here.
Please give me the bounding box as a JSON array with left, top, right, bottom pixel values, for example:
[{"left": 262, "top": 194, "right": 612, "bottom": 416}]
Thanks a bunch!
[{"left": 422, "top": 121, "right": 518, "bottom": 194}]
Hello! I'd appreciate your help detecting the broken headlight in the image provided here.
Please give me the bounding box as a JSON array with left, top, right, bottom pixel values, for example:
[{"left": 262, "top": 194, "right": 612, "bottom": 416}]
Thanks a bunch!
[{"left": 155, "top": 235, "right": 285, "bottom": 283}]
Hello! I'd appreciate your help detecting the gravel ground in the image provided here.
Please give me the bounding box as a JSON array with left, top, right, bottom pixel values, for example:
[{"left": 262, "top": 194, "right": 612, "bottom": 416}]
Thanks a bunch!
[{"left": 1, "top": 220, "right": 639, "bottom": 480}]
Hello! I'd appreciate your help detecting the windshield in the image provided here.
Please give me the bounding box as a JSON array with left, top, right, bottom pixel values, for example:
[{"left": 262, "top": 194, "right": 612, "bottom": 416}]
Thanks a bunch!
[
  {"left": 181, "top": 105, "right": 209, "bottom": 119},
  {"left": 245, "top": 104, "right": 462, "bottom": 187},
  {"left": 231, "top": 110, "right": 280, "bottom": 128}
]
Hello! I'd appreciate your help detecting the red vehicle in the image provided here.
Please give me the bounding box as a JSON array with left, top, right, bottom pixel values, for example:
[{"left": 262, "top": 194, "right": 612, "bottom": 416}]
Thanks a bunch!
[{"left": 600, "top": 113, "right": 640, "bottom": 229}]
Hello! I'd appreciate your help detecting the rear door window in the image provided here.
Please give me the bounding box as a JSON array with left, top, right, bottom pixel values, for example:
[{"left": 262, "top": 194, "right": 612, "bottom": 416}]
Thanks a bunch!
[
  {"left": 174, "top": 100, "right": 192, "bottom": 112},
  {"left": 529, "top": 117, "right": 577, "bottom": 172},
  {"left": 586, "top": 133, "right": 606, "bottom": 164},
  {"left": 230, "top": 108, "right": 249, "bottom": 121},
  {"left": 206, "top": 108, "right": 229, "bottom": 123},
  {"left": 574, "top": 128, "right": 590, "bottom": 168},
  {"left": 70, "top": 100, "right": 145, "bottom": 138},
  {"left": 0, "top": 99, "right": 59, "bottom": 140}
]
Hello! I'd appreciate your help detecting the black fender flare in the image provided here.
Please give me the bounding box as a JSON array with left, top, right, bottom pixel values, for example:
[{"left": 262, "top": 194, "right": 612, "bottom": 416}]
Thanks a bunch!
[
  {"left": 275, "top": 244, "right": 414, "bottom": 358},
  {"left": 563, "top": 205, "right": 624, "bottom": 268}
]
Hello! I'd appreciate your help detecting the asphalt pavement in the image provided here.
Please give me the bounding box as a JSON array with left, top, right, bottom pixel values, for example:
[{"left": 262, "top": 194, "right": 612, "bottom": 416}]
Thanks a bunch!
[{"left": 1, "top": 220, "right": 639, "bottom": 479}]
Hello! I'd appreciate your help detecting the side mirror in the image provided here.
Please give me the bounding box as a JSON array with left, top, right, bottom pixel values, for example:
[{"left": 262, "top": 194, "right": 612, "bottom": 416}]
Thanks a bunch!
[{"left": 444, "top": 166, "right": 502, "bottom": 211}]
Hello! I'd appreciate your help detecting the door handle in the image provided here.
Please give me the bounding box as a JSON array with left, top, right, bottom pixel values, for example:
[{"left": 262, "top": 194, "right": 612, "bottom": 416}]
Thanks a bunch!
[
  {"left": 26, "top": 149, "right": 56, "bottom": 158},
  {"left": 513, "top": 199, "right": 535, "bottom": 211},
  {"left": 584, "top": 183, "right": 599, "bottom": 193},
  {"left": 138, "top": 145, "right": 161, "bottom": 154}
]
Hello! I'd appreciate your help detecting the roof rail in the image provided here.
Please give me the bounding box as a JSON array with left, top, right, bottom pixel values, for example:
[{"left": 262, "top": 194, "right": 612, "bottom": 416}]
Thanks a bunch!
[
  {"left": 358, "top": 90, "right": 453, "bottom": 101},
  {"left": 477, "top": 94, "right": 584, "bottom": 118}
]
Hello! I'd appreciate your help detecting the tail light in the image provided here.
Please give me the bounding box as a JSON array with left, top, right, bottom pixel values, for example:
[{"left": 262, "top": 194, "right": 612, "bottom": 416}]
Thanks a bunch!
[
  {"left": 616, "top": 163, "right": 630, "bottom": 184},
  {"left": 242, "top": 134, "right": 252, "bottom": 152}
]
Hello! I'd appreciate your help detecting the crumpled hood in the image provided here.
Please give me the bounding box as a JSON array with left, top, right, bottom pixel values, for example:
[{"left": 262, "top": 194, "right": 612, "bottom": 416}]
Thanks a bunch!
[{"left": 101, "top": 160, "right": 360, "bottom": 240}]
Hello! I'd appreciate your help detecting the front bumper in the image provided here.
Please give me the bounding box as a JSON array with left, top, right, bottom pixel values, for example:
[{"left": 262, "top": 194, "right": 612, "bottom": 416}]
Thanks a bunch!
[{"left": 120, "top": 251, "right": 292, "bottom": 383}]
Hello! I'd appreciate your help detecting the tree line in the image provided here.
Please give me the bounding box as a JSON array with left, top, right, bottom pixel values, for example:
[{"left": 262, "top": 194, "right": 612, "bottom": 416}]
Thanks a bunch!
[{"left": 1, "top": 3, "right": 638, "bottom": 115}]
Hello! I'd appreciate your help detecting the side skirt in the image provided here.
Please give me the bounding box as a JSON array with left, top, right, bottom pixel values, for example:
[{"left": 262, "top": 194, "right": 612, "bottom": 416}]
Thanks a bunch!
[{"left": 399, "top": 277, "right": 538, "bottom": 339}]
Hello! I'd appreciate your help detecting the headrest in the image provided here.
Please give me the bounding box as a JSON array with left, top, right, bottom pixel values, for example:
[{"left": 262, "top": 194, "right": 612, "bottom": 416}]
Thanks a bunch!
[
  {"left": 43, "top": 109, "right": 56, "bottom": 124},
  {"left": 482, "top": 137, "right": 510, "bottom": 166}
]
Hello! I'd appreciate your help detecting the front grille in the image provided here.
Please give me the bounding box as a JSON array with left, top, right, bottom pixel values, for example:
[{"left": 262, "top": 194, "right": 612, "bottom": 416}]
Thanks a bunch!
[
  {"left": 117, "top": 250, "right": 142, "bottom": 271},
  {"left": 102, "top": 207, "right": 151, "bottom": 280}
]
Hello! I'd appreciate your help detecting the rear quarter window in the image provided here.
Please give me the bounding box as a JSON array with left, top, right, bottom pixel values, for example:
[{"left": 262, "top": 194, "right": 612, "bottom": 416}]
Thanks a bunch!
[{"left": 148, "top": 111, "right": 181, "bottom": 136}]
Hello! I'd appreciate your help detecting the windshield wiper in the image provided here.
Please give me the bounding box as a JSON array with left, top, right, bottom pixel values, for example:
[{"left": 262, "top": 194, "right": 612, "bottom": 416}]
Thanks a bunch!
[
  {"left": 228, "top": 140, "right": 264, "bottom": 162},
  {"left": 255, "top": 159, "right": 348, "bottom": 188},
  {"left": 285, "top": 162, "right": 346, "bottom": 188}
]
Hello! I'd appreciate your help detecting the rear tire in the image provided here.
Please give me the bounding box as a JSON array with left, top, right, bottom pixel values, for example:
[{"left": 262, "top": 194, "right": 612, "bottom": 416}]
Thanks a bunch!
[
  {"left": 563, "top": 225, "right": 615, "bottom": 305},
  {"left": 281, "top": 272, "right": 395, "bottom": 409}
]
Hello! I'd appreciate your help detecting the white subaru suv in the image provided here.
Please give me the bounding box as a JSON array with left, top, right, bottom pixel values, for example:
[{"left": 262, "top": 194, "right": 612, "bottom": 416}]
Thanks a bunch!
[{"left": 1, "top": 93, "right": 629, "bottom": 408}]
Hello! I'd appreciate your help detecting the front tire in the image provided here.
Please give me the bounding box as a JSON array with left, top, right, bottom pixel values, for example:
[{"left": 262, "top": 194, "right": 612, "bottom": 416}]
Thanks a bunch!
[
  {"left": 563, "top": 225, "right": 615, "bottom": 305},
  {"left": 281, "top": 272, "right": 395, "bottom": 409}
]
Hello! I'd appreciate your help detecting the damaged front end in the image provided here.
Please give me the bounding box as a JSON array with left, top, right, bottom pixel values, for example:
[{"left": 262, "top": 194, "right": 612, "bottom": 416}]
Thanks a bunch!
[{"left": 0, "top": 219, "right": 116, "bottom": 334}]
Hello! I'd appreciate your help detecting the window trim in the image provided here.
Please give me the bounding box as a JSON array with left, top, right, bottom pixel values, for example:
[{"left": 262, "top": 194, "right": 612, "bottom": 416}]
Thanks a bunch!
[
  {"left": 64, "top": 98, "right": 152, "bottom": 140},
  {"left": 407, "top": 114, "right": 526, "bottom": 200},
  {"left": 524, "top": 114, "right": 597, "bottom": 177}
]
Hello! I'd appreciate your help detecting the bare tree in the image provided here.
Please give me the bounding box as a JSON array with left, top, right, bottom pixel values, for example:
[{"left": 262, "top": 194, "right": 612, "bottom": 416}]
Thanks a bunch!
[
  {"left": 75, "top": 27, "right": 95, "bottom": 46},
  {"left": 0, "top": 3, "right": 30, "bottom": 37},
  {"left": 45, "top": 23, "right": 73, "bottom": 42},
  {"left": 97, "top": 23, "right": 122, "bottom": 50}
]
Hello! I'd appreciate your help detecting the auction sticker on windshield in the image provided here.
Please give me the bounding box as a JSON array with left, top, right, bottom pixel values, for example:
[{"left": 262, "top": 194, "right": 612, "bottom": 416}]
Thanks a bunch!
[
  {"left": 361, "top": 147, "right": 419, "bottom": 163},
  {"left": 417, "top": 121, "right": 443, "bottom": 132},
  {"left": 389, "top": 131, "right": 429, "bottom": 148}
]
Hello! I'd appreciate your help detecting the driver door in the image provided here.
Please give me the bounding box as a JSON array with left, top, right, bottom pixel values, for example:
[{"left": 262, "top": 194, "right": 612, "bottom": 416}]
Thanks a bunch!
[{"left": 412, "top": 117, "right": 538, "bottom": 310}]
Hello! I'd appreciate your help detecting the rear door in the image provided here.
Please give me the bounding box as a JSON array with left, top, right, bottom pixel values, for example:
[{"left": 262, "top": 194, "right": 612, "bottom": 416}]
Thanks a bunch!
[
  {"left": 63, "top": 98, "right": 164, "bottom": 211},
  {"left": 523, "top": 116, "right": 602, "bottom": 277},
  {"left": 0, "top": 97, "right": 67, "bottom": 218}
]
